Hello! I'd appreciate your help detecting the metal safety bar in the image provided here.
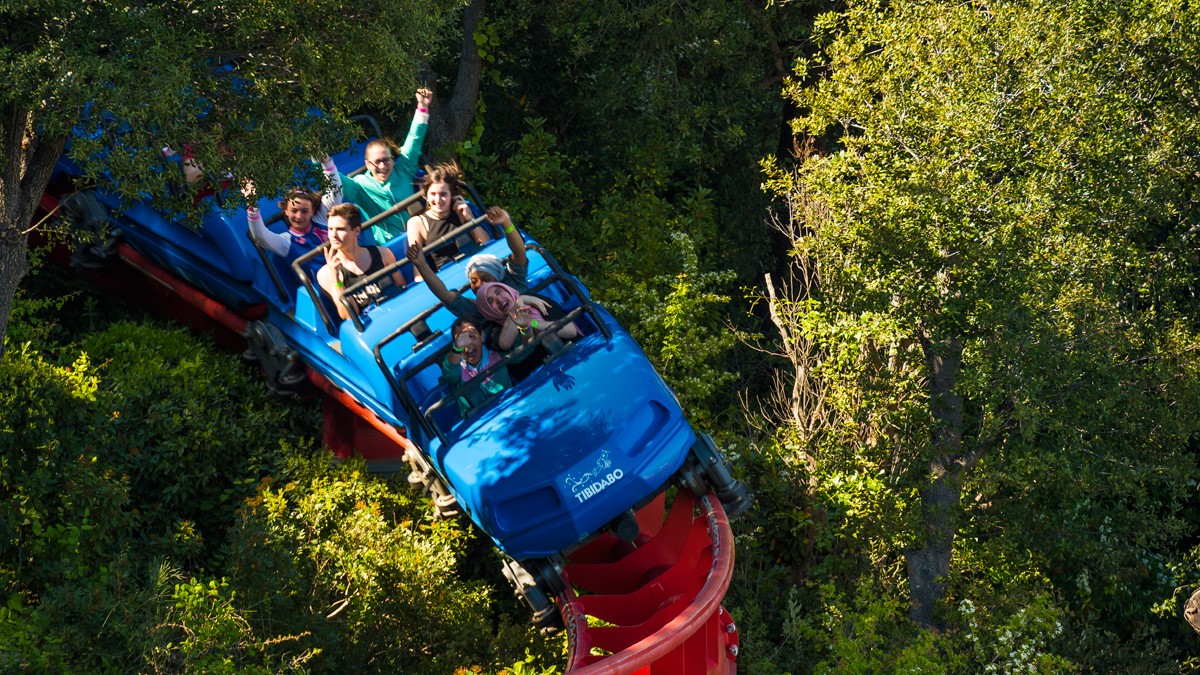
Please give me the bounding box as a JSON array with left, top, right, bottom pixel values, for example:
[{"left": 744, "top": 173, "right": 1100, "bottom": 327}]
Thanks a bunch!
[
  {"left": 372, "top": 246, "right": 611, "bottom": 445},
  {"left": 338, "top": 210, "right": 491, "bottom": 332},
  {"left": 371, "top": 287, "right": 472, "bottom": 443},
  {"left": 419, "top": 212, "right": 490, "bottom": 258},
  {"left": 362, "top": 191, "right": 425, "bottom": 229}
]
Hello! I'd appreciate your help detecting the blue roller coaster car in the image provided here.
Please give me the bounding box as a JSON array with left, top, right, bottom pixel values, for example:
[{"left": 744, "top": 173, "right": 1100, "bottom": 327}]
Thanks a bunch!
[{"left": 52, "top": 142, "right": 750, "bottom": 621}]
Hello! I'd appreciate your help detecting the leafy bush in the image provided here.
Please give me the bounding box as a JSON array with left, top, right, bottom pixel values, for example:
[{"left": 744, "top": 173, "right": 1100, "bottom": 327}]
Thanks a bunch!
[
  {"left": 789, "top": 581, "right": 966, "bottom": 674},
  {"left": 77, "top": 320, "right": 320, "bottom": 562},
  {"left": 222, "top": 456, "right": 503, "bottom": 673},
  {"left": 0, "top": 307, "right": 566, "bottom": 672},
  {"left": 145, "top": 570, "right": 316, "bottom": 674},
  {"left": 608, "top": 231, "right": 737, "bottom": 424},
  {"left": 0, "top": 320, "right": 319, "bottom": 670}
]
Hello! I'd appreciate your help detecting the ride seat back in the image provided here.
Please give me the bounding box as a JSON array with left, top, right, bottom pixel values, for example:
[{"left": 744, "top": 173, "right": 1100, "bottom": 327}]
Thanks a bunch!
[{"left": 292, "top": 278, "right": 342, "bottom": 335}]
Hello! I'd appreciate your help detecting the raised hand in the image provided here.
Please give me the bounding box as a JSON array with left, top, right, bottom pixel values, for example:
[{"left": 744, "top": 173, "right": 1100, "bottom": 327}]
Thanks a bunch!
[
  {"left": 510, "top": 304, "right": 534, "bottom": 330},
  {"left": 516, "top": 295, "right": 551, "bottom": 315},
  {"left": 406, "top": 240, "right": 425, "bottom": 263},
  {"left": 485, "top": 206, "right": 511, "bottom": 227}
]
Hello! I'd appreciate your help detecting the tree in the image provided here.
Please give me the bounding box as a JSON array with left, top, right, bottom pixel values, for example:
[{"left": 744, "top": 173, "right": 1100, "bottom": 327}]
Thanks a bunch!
[
  {"left": 425, "top": 0, "right": 487, "bottom": 151},
  {"left": 771, "top": 0, "right": 1200, "bottom": 632},
  {"left": 0, "top": 0, "right": 460, "bottom": 355},
  {"left": 464, "top": 0, "right": 831, "bottom": 278}
]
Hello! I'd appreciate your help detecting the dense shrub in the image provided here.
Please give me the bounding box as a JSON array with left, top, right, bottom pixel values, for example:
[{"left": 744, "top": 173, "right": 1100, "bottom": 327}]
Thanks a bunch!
[
  {"left": 76, "top": 320, "right": 319, "bottom": 562},
  {"left": 224, "top": 457, "right": 502, "bottom": 673},
  {"left": 0, "top": 313, "right": 557, "bottom": 673},
  {"left": 0, "top": 321, "right": 317, "bottom": 669}
]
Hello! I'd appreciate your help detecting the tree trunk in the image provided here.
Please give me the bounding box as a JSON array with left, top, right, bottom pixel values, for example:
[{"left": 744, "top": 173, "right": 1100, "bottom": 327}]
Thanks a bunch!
[
  {"left": 0, "top": 105, "right": 68, "bottom": 358},
  {"left": 905, "top": 335, "right": 964, "bottom": 628},
  {"left": 0, "top": 232, "right": 29, "bottom": 357},
  {"left": 427, "top": 0, "right": 487, "bottom": 152}
]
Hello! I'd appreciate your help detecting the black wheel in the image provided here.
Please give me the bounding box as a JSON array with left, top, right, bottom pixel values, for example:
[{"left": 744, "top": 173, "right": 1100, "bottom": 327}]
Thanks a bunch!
[
  {"left": 529, "top": 556, "right": 567, "bottom": 597},
  {"left": 691, "top": 433, "right": 754, "bottom": 518},
  {"left": 674, "top": 456, "right": 709, "bottom": 498},
  {"left": 501, "top": 558, "right": 563, "bottom": 634},
  {"left": 243, "top": 321, "right": 309, "bottom": 398},
  {"left": 62, "top": 190, "right": 118, "bottom": 270},
  {"left": 403, "top": 449, "right": 460, "bottom": 518}
]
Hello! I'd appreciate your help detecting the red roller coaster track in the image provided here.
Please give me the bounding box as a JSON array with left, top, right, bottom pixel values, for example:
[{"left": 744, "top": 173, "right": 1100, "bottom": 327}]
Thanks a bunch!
[{"left": 36, "top": 192, "right": 739, "bottom": 673}]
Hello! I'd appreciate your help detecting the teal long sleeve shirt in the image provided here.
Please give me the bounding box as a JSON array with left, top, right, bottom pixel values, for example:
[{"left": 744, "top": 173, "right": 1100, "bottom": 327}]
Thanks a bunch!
[{"left": 340, "top": 109, "right": 429, "bottom": 245}]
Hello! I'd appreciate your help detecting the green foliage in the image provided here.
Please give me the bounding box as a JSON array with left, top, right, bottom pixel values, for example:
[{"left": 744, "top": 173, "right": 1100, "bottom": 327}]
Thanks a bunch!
[
  {"left": 223, "top": 456, "right": 503, "bottom": 673},
  {"left": 479, "top": 0, "right": 825, "bottom": 190},
  {"left": 608, "top": 231, "right": 737, "bottom": 423},
  {"left": 0, "top": 344, "right": 132, "bottom": 670},
  {"left": 146, "top": 570, "right": 315, "bottom": 673},
  {"left": 0, "top": 299, "right": 552, "bottom": 672},
  {"left": 493, "top": 650, "right": 562, "bottom": 675},
  {"left": 787, "top": 581, "right": 965, "bottom": 673},
  {"left": 466, "top": 118, "right": 583, "bottom": 261},
  {"left": 957, "top": 595, "right": 1071, "bottom": 674},
  {"left": 2, "top": 0, "right": 460, "bottom": 219},
  {"left": 1, "top": 242, "right": 79, "bottom": 349},
  {"left": 455, "top": 1, "right": 836, "bottom": 424},
  {"left": 0, "top": 318, "right": 318, "bottom": 670},
  {"left": 759, "top": 0, "right": 1200, "bottom": 666},
  {"left": 76, "top": 320, "right": 316, "bottom": 561},
  {"left": 470, "top": 118, "right": 724, "bottom": 287}
]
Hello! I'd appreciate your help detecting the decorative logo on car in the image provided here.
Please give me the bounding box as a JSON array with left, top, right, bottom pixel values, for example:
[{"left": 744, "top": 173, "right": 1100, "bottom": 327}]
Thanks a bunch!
[{"left": 565, "top": 450, "right": 625, "bottom": 504}]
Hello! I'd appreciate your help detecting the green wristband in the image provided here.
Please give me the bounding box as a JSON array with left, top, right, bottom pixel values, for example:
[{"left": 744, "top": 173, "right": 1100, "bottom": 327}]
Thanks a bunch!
[{"left": 503, "top": 224, "right": 516, "bottom": 234}]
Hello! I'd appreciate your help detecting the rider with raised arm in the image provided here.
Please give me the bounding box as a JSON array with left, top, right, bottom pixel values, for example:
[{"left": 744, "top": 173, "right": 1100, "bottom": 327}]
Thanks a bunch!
[
  {"left": 476, "top": 281, "right": 579, "bottom": 351},
  {"left": 441, "top": 315, "right": 516, "bottom": 417},
  {"left": 464, "top": 207, "right": 529, "bottom": 293},
  {"left": 317, "top": 203, "right": 407, "bottom": 320},
  {"left": 243, "top": 180, "right": 334, "bottom": 276},
  {"left": 408, "top": 218, "right": 577, "bottom": 349},
  {"left": 334, "top": 88, "right": 433, "bottom": 245},
  {"left": 405, "top": 207, "right": 533, "bottom": 320}
]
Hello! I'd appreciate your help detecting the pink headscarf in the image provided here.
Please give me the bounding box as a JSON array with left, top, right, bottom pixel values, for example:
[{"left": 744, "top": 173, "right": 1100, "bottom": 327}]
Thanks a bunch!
[{"left": 476, "top": 281, "right": 544, "bottom": 324}]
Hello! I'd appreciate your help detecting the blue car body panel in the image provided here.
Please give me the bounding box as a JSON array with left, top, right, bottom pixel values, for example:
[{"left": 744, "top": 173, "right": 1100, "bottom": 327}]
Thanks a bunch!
[{"left": 432, "top": 321, "right": 694, "bottom": 558}]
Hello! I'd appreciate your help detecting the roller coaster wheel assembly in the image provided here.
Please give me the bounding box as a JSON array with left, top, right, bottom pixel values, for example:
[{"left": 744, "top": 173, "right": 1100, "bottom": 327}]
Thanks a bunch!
[
  {"left": 502, "top": 557, "right": 564, "bottom": 634},
  {"left": 689, "top": 433, "right": 753, "bottom": 518},
  {"left": 243, "top": 320, "right": 309, "bottom": 398}
]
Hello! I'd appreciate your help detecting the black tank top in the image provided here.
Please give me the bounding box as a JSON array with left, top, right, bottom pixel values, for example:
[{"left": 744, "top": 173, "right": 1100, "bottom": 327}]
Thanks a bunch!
[
  {"left": 337, "top": 246, "right": 387, "bottom": 311},
  {"left": 420, "top": 211, "right": 463, "bottom": 268}
]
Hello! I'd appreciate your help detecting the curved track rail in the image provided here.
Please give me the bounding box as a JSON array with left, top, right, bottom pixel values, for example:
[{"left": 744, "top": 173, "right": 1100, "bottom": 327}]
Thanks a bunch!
[
  {"left": 36, "top": 192, "right": 739, "bottom": 673},
  {"left": 560, "top": 491, "right": 738, "bottom": 673}
]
